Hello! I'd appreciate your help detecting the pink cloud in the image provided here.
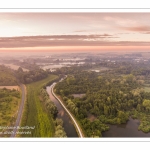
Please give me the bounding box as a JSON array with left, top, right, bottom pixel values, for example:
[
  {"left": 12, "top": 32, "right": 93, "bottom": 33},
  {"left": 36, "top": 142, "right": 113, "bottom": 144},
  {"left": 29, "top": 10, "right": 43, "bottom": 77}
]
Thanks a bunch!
[{"left": 120, "top": 26, "right": 150, "bottom": 32}]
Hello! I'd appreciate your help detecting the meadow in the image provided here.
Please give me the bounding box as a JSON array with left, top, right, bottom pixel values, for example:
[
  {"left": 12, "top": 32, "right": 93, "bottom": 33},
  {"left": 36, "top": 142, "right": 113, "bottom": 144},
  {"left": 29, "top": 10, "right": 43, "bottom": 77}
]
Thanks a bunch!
[{"left": 20, "top": 75, "right": 58, "bottom": 137}]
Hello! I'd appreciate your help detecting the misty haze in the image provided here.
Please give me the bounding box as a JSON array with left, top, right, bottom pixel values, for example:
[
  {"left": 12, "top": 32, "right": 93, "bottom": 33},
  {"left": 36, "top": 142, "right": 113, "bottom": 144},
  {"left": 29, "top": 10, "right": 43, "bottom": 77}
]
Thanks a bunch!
[{"left": 1, "top": 13, "right": 150, "bottom": 138}]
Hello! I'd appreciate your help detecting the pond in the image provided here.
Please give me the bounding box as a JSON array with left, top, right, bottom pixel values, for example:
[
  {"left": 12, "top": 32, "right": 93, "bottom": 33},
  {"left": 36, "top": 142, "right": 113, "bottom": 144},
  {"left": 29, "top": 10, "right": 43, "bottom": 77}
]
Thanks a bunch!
[
  {"left": 102, "top": 117, "right": 150, "bottom": 137},
  {"left": 72, "top": 94, "right": 86, "bottom": 98}
]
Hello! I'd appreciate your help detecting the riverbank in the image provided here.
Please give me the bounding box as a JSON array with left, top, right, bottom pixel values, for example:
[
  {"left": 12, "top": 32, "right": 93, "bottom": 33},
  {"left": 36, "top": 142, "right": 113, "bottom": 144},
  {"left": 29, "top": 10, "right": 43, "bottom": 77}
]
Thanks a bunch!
[
  {"left": 46, "top": 85, "right": 78, "bottom": 137},
  {"left": 51, "top": 83, "right": 84, "bottom": 138}
]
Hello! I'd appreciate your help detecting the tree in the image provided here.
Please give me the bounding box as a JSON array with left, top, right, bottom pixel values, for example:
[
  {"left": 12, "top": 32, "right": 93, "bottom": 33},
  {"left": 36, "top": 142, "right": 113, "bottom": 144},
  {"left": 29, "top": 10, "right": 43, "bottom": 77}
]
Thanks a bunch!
[
  {"left": 143, "top": 99, "right": 150, "bottom": 112},
  {"left": 104, "top": 105, "right": 109, "bottom": 116},
  {"left": 54, "top": 125, "right": 67, "bottom": 137},
  {"left": 117, "top": 111, "right": 128, "bottom": 123},
  {"left": 55, "top": 118, "right": 63, "bottom": 126},
  {"left": 18, "top": 67, "right": 23, "bottom": 73}
]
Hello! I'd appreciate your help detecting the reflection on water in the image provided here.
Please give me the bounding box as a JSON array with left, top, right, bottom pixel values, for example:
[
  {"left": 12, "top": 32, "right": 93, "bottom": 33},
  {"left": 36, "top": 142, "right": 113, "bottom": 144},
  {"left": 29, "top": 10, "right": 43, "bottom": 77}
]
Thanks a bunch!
[
  {"left": 46, "top": 85, "right": 78, "bottom": 137},
  {"left": 72, "top": 93, "right": 86, "bottom": 98},
  {"left": 102, "top": 117, "right": 150, "bottom": 137},
  {"left": 40, "top": 62, "right": 85, "bottom": 70},
  {"left": 58, "top": 110, "right": 65, "bottom": 117}
]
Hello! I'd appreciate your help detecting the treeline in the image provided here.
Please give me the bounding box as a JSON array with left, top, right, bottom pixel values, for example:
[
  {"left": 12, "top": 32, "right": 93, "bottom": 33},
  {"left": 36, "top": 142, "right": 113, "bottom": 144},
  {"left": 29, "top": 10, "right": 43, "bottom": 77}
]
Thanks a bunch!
[
  {"left": 0, "top": 88, "right": 20, "bottom": 99},
  {"left": 55, "top": 60, "right": 150, "bottom": 77},
  {"left": 0, "top": 65, "right": 17, "bottom": 86},
  {"left": 40, "top": 88, "right": 67, "bottom": 137},
  {"left": 15, "top": 61, "right": 40, "bottom": 70},
  {"left": 15, "top": 66, "right": 64, "bottom": 85},
  {"left": 40, "top": 88, "right": 58, "bottom": 118},
  {"left": 16, "top": 67, "right": 49, "bottom": 84}
]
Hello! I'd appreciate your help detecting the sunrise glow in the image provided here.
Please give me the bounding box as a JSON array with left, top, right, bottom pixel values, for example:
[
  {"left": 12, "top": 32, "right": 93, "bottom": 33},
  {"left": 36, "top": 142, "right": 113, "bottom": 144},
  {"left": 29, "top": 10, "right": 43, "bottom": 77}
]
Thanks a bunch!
[{"left": 0, "top": 13, "right": 150, "bottom": 52}]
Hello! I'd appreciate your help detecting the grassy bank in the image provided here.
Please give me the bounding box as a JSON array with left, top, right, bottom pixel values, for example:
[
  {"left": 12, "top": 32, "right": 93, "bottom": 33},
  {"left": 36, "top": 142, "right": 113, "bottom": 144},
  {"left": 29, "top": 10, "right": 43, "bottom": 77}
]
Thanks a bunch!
[
  {"left": 20, "top": 75, "right": 58, "bottom": 137},
  {"left": 53, "top": 89, "right": 85, "bottom": 137}
]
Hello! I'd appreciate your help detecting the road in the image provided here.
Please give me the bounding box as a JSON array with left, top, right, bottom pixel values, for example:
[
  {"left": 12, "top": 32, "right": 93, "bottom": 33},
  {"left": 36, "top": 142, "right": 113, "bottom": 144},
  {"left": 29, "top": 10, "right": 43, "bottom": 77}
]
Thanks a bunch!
[
  {"left": 51, "top": 83, "right": 84, "bottom": 138},
  {"left": 10, "top": 84, "right": 26, "bottom": 137}
]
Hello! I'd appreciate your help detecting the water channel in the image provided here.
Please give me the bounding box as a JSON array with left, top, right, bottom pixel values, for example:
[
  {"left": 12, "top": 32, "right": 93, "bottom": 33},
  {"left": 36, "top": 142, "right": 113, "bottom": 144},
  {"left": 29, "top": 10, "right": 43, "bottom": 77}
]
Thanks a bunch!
[{"left": 46, "top": 84, "right": 78, "bottom": 137}]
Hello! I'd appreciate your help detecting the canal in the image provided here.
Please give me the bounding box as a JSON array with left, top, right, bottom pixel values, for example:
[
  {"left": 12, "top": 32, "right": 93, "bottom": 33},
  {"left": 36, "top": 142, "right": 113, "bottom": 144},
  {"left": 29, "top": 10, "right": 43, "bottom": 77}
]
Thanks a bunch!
[{"left": 46, "top": 84, "right": 78, "bottom": 137}]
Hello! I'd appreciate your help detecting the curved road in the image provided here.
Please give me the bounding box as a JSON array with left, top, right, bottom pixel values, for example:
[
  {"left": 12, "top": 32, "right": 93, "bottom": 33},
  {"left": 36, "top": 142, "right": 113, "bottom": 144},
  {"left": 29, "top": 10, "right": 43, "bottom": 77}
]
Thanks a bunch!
[
  {"left": 51, "top": 83, "right": 84, "bottom": 138},
  {"left": 11, "top": 84, "right": 26, "bottom": 137}
]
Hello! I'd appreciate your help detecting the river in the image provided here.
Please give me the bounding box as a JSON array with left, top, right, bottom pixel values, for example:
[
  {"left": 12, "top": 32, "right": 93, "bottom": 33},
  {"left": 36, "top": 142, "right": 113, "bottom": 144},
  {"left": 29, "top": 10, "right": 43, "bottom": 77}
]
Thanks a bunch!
[
  {"left": 46, "top": 84, "right": 78, "bottom": 137},
  {"left": 102, "top": 117, "right": 150, "bottom": 137}
]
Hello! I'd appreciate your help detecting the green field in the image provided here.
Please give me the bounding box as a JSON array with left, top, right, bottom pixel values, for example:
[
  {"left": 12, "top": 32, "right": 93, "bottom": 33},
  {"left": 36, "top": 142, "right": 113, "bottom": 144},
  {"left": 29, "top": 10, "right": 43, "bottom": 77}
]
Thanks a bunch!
[
  {"left": 144, "top": 87, "right": 150, "bottom": 92},
  {"left": 0, "top": 88, "right": 21, "bottom": 135},
  {"left": 20, "top": 75, "right": 58, "bottom": 137}
]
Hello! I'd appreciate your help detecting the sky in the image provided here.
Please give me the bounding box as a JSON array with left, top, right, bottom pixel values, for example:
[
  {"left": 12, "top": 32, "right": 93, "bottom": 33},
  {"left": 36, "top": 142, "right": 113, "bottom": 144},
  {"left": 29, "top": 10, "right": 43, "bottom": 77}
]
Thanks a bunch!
[{"left": 0, "top": 13, "right": 150, "bottom": 52}]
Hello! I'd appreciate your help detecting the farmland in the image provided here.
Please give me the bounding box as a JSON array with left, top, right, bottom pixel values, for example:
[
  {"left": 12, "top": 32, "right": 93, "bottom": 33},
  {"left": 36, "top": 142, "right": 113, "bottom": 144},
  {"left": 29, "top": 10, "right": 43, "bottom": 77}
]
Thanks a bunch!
[
  {"left": 0, "top": 88, "right": 21, "bottom": 136},
  {"left": 0, "top": 86, "right": 19, "bottom": 91}
]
